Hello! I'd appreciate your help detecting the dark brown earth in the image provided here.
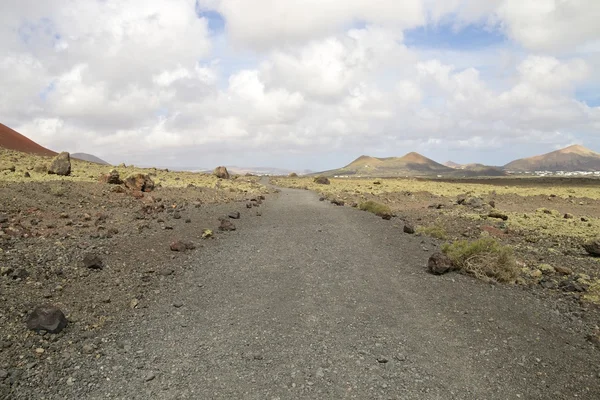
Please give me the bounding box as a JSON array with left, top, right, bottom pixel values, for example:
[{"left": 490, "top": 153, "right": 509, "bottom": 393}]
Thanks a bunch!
[{"left": 2, "top": 182, "right": 599, "bottom": 399}]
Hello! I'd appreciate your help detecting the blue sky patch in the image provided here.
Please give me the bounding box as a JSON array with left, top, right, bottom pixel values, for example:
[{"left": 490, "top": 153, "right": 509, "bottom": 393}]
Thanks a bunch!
[
  {"left": 195, "top": 1, "right": 225, "bottom": 33},
  {"left": 404, "top": 22, "right": 506, "bottom": 50}
]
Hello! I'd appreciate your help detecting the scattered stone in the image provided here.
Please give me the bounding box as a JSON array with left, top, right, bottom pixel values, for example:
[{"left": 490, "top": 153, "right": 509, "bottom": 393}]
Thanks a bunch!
[
  {"left": 213, "top": 166, "right": 230, "bottom": 179},
  {"left": 559, "top": 280, "right": 587, "bottom": 293},
  {"left": 185, "top": 218, "right": 191, "bottom": 223},
  {"left": 314, "top": 176, "right": 330, "bottom": 185},
  {"left": 529, "top": 269, "right": 543, "bottom": 279},
  {"left": 47, "top": 152, "right": 71, "bottom": 176},
  {"left": 202, "top": 229, "right": 213, "bottom": 239},
  {"left": 256, "top": 211, "right": 262, "bottom": 217},
  {"left": 170, "top": 240, "right": 196, "bottom": 252},
  {"left": 110, "top": 185, "right": 126, "bottom": 193},
  {"left": 130, "top": 299, "right": 139, "bottom": 309},
  {"left": 465, "top": 197, "right": 484, "bottom": 208},
  {"left": 376, "top": 356, "right": 389, "bottom": 364},
  {"left": 319, "top": 197, "right": 326, "bottom": 201},
  {"left": 228, "top": 211, "right": 241, "bottom": 219},
  {"left": 488, "top": 200, "right": 496, "bottom": 208},
  {"left": 428, "top": 203, "right": 443, "bottom": 209},
  {"left": 427, "top": 252, "right": 454, "bottom": 275},
  {"left": 554, "top": 265, "right": 573, "bottom": 276},
  {"left": 538, "top": 264, "right": 555, "bottom": 275},
  {"left": 488, "top": 211, "right": 508, "bottom": 221},
  {"left": 246, "top": 203, "right": 253, "bottom": 209},
  {"left": 0, "top": 164, "right": 15, "bottom": 172},
  {"left": 581, "top": 217, "right": 589, "bottom": 222},
  {"left": 124, "top": 173, "right": 155, "bottom": 192},
  {"left": 173, "top": 211, "right": 181, "bottom": 220},
  {"left": 583, "top": 240, "right": 600, "bottom": 256},
  {"left": 564, "top": 213, "right": 574, "bottom": 219},
  {"left": 26, "top": 305, "right": 68, "bottom": 334},
  {"left": 219, "top": 219, "right": 236, "bottom": 232},
  {"left": 173, "top": 302, "right": 184, "bottom": 308},
  {"left": 144, "top": 372, "right": 156, "bottom": 382},
  {"left": 82, "top": 253, "right": 104, "bottom": 270},
  {"left": 158, "top": 268, "right": 175, "bottom": 277},
  {"left": 99, "top": 169, "right": 122, "bottom": 184},
  {"left": 403, "top": 224, "right": 415, "bottom": 234},
  {"left": 23, "top": 171, "right": 30, "bottom": 178},
  {"left": 331, "top": 199, "right": 344, "bottom": 206}
]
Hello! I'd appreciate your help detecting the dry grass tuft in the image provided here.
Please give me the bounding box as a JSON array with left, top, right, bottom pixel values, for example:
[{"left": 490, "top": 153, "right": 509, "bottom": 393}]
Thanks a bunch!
[{"left": 442, "top": 237, "right": 518, "bottom": 283}]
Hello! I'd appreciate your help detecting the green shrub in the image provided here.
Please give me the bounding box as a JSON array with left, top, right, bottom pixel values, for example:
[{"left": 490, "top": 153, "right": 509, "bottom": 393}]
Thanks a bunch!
[
  {"left": 359, "top": 200, "right": 392, "bottom": 218},
  {"left": 416, "top": 225, "right": 448, "bottom": 240},
  {"left": 442, "top": 237, "right": 518, "bottom": 283}
]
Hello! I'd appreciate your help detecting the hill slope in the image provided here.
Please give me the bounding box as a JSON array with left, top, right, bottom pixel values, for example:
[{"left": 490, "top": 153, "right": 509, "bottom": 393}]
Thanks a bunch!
[
  {"left": 504, "top": 145, "right": 600, "bottom": 172},
  {"left": 320, "top": 152, "right": 454, "bottom": 177},
  {"left": 0, "top": 123, "right": 56, "bottom": 156},
  {"left": 72, "top": 153, "right": 110, "bottom": 165}
]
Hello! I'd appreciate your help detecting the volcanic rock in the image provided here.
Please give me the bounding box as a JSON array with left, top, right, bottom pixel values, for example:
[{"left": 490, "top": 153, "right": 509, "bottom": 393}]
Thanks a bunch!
[
  {"left": 48, "top": 152, "right": 71, "bottom": 176},
  {"left": 214, "top": 166, "right": 230, "bottom": 179},
  {"left": 124, "top": 173, "right": 155, "bottom": 192},
  {"left": 427, "top": 252, "right": 454, "bottom": 275},
  {"left": 25, "top": 305, "right": 68, "bottom": 334}
]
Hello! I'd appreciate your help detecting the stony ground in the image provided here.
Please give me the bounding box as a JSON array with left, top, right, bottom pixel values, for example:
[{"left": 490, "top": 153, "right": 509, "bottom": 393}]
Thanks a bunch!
[
  {"left": 0, "top": 171, "right": 269, "bottom": 399},
  {"left": 3, "top": 180, "right": 599, "bottom": 399}
]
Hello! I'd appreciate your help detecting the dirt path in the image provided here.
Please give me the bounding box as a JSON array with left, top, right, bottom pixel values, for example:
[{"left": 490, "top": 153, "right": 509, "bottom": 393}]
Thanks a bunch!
[{"left": 41, "top": 187, "right": 600, "bottom": 399}]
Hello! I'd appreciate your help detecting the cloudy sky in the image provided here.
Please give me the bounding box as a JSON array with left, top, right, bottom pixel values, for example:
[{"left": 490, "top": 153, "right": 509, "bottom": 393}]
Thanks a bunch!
[{"left": 1, "top": 0, "right": 599, "bottom": 170}]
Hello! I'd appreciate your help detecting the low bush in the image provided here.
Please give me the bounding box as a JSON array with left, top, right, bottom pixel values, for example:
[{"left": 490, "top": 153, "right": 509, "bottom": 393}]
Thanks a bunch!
[
  {"left": 442, "top": 237, "right": 518, "bottom": 283},
  {"left": 359, "top": 200, "right": 392, "bottom": 218},
  {"left": 416, "top": 225, "right": 448, "bottom": 240}
]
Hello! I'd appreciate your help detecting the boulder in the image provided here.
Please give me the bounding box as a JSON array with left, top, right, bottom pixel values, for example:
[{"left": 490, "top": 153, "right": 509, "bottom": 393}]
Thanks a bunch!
[
  {"left": 219, "top": 219, "right": 236, "bottom": 232},
  {"left": 124, "top": 173, "right": 155, "bottom": 192},
  {"left": 170, "top": 240, "right": 196, "bottom": 252},
  {"left": 488, "top": 211, "right": 508, "bottom": 221},
  {"left": 214, "top": 166, "right": 230, "bottom": 179},
  {"left": 48, "top": 152, "right": 71, "bottom": 176},
  {"left": 228, "top": 211, "right": 241, "bottom": 219},
  {"left": 314, "top": 176, "right": 330, "bottom": 185},
  {"left": 99, "top": 169, "right": 122, "bottom": 185},
  {"left": 403, "top": 224, "right": 415, "bottom": 234},
  {"left": 583, "top": 240, "right": 600, "bottom": 256},
  {"left": 83, "top": 253, "right": 104, "bottom": 270},
  {"left": 25, "top": 305, "right": 68, "bottom": 333},
  {"left": 427, "top": 252, "right": 454, "bottom": 275}
]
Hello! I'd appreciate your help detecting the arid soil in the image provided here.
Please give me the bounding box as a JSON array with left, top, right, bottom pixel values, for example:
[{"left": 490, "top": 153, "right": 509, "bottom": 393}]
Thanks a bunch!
[
  {"left": 0, "top": 169, "right": 269, "bottom": 398},
  {"left": 2, "top": 162, "right": 600, "bottom": 399}
]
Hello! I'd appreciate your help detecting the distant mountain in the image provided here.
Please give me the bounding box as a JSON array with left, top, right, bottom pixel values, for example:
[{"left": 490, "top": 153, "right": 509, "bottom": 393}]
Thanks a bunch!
[
  {"left": 71, "top": 153, "right": 110, "bottom": 165},
  {"left": 318, "top": 152, "right": 453, "bottom": 177},
  {"left": 0, "top": 123, "right": 56, "bottom": 156},
  {"left": 226, "top": 166, "right": 310, "bottom": 176},
  {"left": 444, "top": 161, "right": 462, "bottom": 169},
  {"left": 504, "top": 145, "right": 600, "bottom": 172}
]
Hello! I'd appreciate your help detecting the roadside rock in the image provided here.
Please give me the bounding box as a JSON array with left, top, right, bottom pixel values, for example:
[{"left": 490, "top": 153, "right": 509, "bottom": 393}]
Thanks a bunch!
[
  {"left": 228, "top": 211, "right": 241, "bottom": 219},
  {"left": 427, "top": 252, "right": 454, "bottom": 275},
  {"left": 170, "top": 240, "right": 196, "bottom": 252},
  {"left": 403, "top": 224, "right": 415, "bottom": 234},
  {"left": 214, "top": 166, "right": 230, "bottom": 179},
  {"left": 82, "top": 253, "right": 104, "bottom": 270},
  {"left": 124, "top": 173, "right": 155, "bottom": 192},
  {"left": 331, "top": 199, "right": 345, "bottom": 206},
  {"left": 314, "top": 176, "right": 330, "bottom": 185},
  {"left": 100, "top": 169, "right": 122, "bottom": 185},
  {"left": 554, "top": 265, "right": 573, "bottom": 276},
  {"left": 25, "top": 305, "right": 68, "bottom": 333},
  {"left": 583, "top": 240, "right": 600, "bottom": 256},
  {"left": 48, "top": 152, "right": 71, "bottom": 176},
  {"left": 219, "top": 219, "right": 236, "bottom": 232},
  {"left": 488, "top": 211, "right": 508, "bottom": 221}
]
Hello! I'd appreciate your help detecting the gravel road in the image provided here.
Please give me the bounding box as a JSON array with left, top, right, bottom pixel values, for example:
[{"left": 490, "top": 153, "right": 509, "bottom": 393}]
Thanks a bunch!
[{"left": 68, "top": 187, "right": 600, "bottom": 399}]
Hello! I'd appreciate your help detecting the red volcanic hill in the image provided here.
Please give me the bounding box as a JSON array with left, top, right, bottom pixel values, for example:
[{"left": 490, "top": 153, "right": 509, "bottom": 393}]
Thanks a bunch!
[{"left": 0, "top": 123, "right": 56, "bottom": 156}]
